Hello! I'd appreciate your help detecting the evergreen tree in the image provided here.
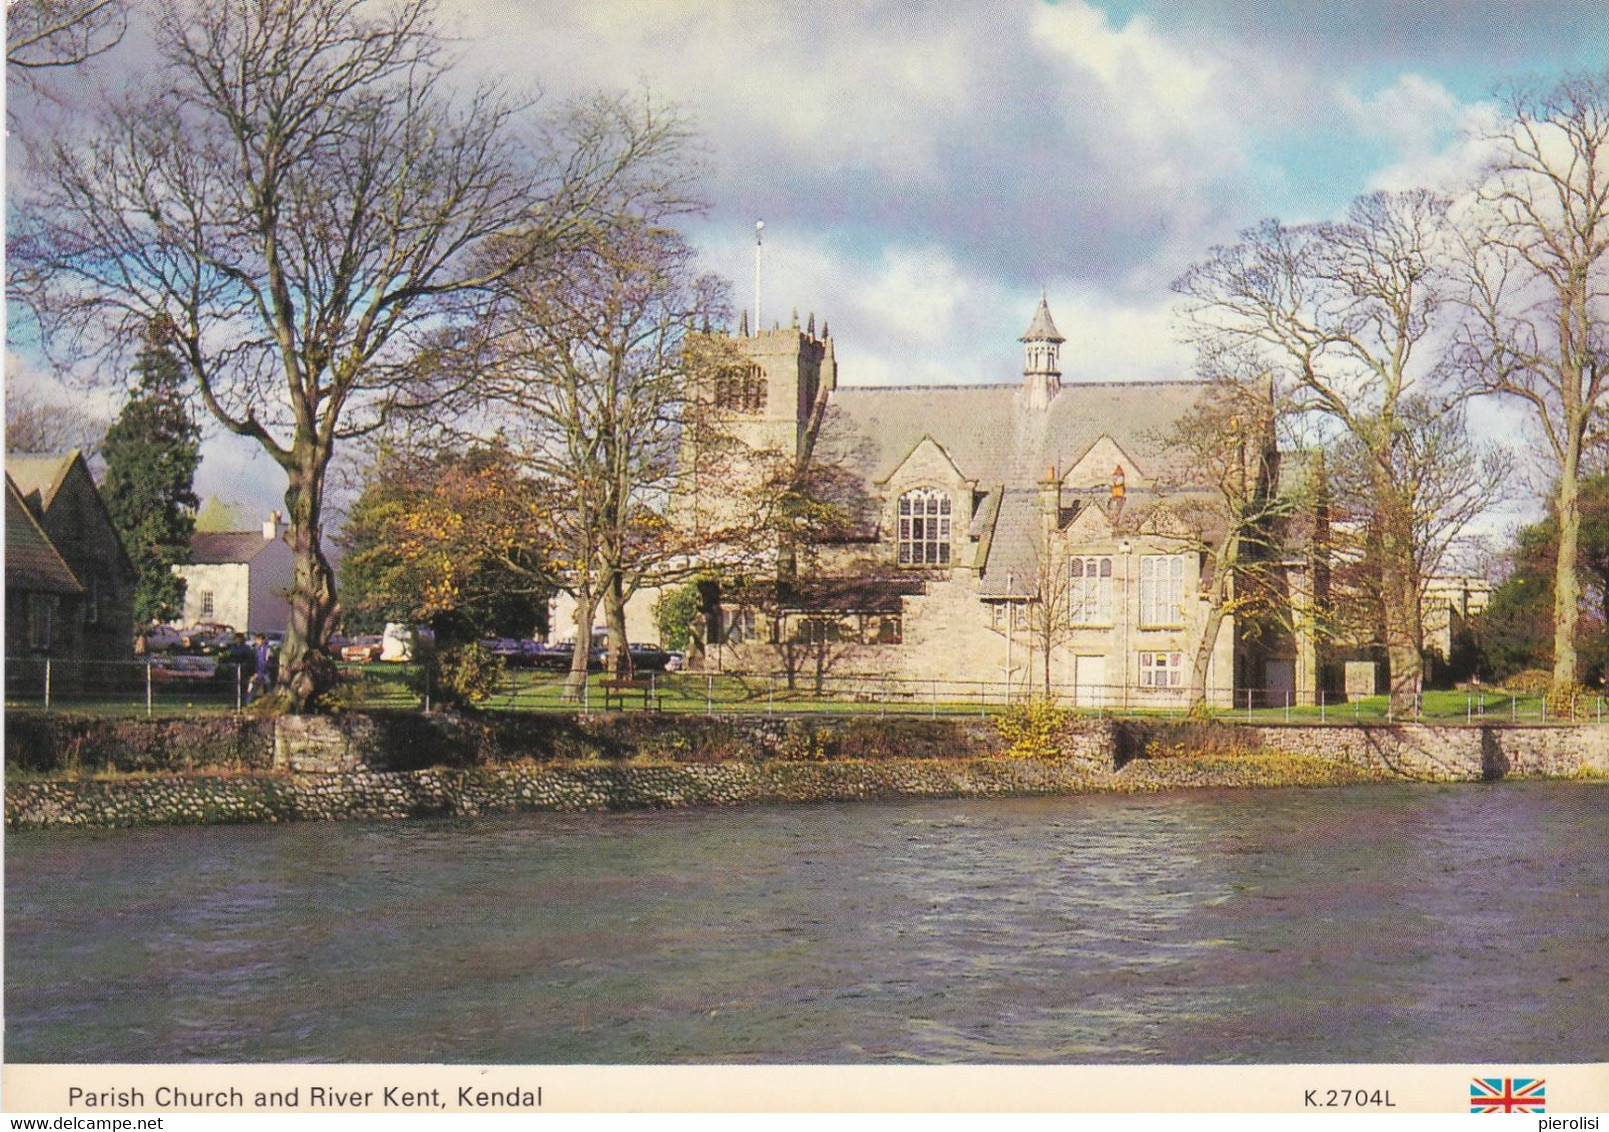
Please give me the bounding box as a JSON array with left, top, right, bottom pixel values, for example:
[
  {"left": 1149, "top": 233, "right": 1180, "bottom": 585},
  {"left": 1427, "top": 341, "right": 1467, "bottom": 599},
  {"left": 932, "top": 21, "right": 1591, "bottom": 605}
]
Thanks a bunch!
[{"left": 100, "top": 325, "right": 201, "bottom": 627}]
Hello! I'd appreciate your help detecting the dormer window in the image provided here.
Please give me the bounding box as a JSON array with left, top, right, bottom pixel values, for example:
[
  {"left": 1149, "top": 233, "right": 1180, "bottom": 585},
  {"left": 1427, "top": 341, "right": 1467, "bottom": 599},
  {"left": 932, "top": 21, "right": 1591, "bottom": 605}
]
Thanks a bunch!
[{"left": 898, "top": 487, "right": 951, "bottom": 565}]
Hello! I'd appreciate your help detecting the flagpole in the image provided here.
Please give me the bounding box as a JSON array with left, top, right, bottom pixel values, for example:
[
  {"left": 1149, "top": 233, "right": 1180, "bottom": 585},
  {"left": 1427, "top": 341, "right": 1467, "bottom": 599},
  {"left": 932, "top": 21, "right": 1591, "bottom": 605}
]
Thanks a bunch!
[{"left": 754, "top": 219, "right": 764, "bottom": 331}]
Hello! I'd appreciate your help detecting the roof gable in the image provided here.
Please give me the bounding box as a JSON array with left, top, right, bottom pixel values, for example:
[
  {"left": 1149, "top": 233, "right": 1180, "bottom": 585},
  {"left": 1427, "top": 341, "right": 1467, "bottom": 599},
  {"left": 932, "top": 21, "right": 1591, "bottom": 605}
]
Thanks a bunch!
[
  {"left": 6, "top": 451, "right": 79, "bottom": 514},
  {"left": 1064, "top": 435, "right": 1148, "bottom": 489},
  {"left": 879, "top": 434, "right": 968, "bottom": 489},
  {"left": 5, "top": 475, "right": 83, "bottom": 594},
  {"left": 7, "top": 450, "right": 136, "bottom": 581}
]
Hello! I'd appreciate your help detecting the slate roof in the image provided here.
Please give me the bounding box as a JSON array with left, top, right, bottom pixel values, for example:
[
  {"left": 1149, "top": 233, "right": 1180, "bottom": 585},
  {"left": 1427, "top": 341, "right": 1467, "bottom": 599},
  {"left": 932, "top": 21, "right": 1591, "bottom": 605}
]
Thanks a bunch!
[
  {"left": 817, "top": 381, "right": 1204, "bottom": 487},
  {"left": 803, "top": 377, "right": 1226, "bottom": 590},
  {"left": 6, "top": 475, "right": 83, "bottom": 594},
  {"left": 1019, "top": 296, "right": 1065, "bottom": 343},
  {"left": 190, "top": 531, "right": 283, "bottom": 564},
  {"left": 812, "top": 380, "right": 1207, "bottom": 519}
]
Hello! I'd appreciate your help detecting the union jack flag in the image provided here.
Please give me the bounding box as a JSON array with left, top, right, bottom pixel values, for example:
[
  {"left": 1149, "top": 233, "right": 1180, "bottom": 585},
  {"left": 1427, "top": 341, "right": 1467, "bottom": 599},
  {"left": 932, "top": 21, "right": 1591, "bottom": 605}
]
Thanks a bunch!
[{"left": 1470, "top": 1077, "right": 1546, "bottom": 1113}]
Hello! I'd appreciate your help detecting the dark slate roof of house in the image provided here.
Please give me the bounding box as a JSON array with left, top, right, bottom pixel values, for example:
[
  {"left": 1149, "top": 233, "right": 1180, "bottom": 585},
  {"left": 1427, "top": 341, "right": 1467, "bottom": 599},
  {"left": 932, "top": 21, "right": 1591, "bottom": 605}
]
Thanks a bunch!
[
  {"left": 190, "top": 531, "right": 283, "bottom": 564},
  {"left": 6, "top": 475, "right": 83, "bottom": 594}
]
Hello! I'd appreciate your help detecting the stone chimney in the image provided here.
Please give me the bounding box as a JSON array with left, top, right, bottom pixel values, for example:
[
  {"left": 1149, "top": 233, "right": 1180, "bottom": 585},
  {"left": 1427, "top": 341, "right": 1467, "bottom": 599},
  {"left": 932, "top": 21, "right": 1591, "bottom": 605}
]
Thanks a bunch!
[
  {"left": 1039, "top": 464, "right": 1061, "bottom": 524},
  {"left": 263, "top": 511, "right": 282, "bottom": 540}
]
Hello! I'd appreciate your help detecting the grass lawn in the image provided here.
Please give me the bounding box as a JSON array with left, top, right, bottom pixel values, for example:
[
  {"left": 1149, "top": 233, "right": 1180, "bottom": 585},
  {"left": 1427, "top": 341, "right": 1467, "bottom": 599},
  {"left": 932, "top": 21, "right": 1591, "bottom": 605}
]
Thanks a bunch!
[{"left": 10, "top": 664, "right": 1606, "bottom": 725}]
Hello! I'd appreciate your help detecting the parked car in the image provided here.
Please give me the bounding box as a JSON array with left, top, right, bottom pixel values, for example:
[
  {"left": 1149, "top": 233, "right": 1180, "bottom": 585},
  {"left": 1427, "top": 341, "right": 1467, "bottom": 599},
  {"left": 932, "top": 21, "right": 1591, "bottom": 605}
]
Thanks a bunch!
[
  {"left": 141, "top": 624, "right": 185, "bottom": 652},
  {"left": 341, "top": 636, "right": 384, "bottom": 663},
  {"left": 533, "top": 640, "right": 605, "bottom": 671},
  {"left": 181, "top": 621, "right": 236, "bottom": 653},
  {"left": 148, "top": 654, "right": 219, "bottom": 684},
  {"left": 478, "top": 638, "right": 546, "bottom": 667},
  {"left": 381, "top": 623, "right": 435, "bottom": 663},
  {"left": 627, "top": 643, "right": 673, "bottom": 671}
]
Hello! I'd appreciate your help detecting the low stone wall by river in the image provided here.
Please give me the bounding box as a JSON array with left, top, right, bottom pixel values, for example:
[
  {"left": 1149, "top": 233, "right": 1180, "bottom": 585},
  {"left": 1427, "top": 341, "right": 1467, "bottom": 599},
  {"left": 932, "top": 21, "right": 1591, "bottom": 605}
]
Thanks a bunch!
[
  {"left": 6, "top": 712, "right": 1605, "bottom": 830},
  {"left": 7, "top": 753, "right": 1402, "bottom": 829}
]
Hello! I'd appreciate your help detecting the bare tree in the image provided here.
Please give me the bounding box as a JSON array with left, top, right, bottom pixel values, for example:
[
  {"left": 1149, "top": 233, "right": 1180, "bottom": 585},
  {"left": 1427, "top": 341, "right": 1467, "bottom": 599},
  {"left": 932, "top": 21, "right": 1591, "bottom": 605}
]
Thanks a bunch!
[
  {"left": 1328, "top": 394, "right": 1507, "bottom": 658},
  {"left": 5, "top": 385, "right": 107, "bottom": 455},
  {"left": 1456, "top": 73, "right": 1609, "bottom": 699},
  {"left": 7, "top": 0, "right": 125, "bottom": 73},
  {"left": 1175, "top": 190, "right": 1459, "bottom": 711},
  {"left": 469, "top": 183, "right": 727, "bottom": 697},
  {"left": 10, "top": 0, "right": 671, "bottom": 710},
  {"left": 1149, "top": 366, "right": 1295, "bottom": 711},
  {"left": 1021, "top": 535, "right": 1076, "bottom": 703}
]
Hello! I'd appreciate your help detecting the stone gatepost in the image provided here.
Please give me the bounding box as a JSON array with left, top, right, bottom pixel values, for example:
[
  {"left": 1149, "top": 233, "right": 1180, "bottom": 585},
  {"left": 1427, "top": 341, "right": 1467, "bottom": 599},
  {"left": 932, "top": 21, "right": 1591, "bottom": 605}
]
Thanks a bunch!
[{"left": 273, "top": 716, "right": 382, "bottom": 773}]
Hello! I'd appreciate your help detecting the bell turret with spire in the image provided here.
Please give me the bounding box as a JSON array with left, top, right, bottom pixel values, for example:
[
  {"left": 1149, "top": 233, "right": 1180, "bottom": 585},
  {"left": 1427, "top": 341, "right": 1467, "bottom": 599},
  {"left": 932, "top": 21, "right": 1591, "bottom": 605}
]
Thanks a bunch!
[{"left": 1019, "top": 293, "right": 1064, "bottom": 409}]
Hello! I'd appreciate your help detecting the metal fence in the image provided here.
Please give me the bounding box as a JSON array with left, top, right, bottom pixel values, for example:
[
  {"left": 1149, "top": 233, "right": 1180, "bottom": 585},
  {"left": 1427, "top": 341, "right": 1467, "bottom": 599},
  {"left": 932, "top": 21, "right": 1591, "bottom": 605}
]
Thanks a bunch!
[{"left": 6, "top": 656, "right": 1607, "bottom": 724}]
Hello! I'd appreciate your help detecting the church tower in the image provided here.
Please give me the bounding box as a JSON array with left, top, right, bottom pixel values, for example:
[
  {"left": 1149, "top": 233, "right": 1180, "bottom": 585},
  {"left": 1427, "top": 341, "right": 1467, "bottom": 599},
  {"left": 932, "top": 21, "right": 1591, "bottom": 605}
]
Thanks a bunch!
[
  {"left": 677, "top": 315, "right": 836, "bottom": 543},
  {"left": 723, "top": 317, "right": 834, "bottom": 461},
  {"left": 1020, "top": 294, "right": 1064, "bottom": 410}
]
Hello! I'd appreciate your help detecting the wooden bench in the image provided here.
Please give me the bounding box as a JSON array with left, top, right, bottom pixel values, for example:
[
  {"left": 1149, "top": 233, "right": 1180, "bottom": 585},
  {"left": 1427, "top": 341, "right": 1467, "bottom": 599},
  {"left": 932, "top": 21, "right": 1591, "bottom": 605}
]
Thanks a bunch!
[{"left": 601, "top": 677, "right": 660, "bottom": 711}]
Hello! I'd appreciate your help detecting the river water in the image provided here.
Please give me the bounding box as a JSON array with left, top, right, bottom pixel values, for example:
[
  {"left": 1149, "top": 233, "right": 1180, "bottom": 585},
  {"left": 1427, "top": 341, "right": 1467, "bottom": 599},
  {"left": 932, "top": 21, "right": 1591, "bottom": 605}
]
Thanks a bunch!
[{"left": 6, "top": 782, "right": 1605, "bottom": 1064}]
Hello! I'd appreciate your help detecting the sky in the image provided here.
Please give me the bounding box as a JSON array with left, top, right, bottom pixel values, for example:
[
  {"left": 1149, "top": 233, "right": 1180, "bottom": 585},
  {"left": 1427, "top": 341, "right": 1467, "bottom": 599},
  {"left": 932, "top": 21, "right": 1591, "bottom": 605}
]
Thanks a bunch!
[{"left": 7, "top": 0, "right": 1609, "bottom": 532}]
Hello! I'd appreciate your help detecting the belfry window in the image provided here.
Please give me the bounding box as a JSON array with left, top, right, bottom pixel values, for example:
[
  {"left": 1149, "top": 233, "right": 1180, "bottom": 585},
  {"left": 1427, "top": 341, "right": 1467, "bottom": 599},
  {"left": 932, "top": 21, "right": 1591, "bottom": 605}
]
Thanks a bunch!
[
  {"left": 715, "top": 365, "right": 767, "bottom": 412},
  {"left": 898, "top": 488, "right": 951, "bottom": 565}
]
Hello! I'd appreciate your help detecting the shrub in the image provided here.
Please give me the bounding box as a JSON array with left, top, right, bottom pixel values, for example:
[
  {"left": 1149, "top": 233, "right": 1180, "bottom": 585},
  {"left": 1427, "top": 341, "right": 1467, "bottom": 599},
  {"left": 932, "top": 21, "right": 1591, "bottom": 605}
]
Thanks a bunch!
[
  {"left": 317, "top": 676, "right": 371, "bottom": 714},
  {"left": 1506, "top": 668, "right": 1553, "bottom": 694},
  {"left": 431, "top": 642, "right": 506, "bottom": 709},
  {"left": 994, "top": 699, "right": 1071, "bottom": 760}
]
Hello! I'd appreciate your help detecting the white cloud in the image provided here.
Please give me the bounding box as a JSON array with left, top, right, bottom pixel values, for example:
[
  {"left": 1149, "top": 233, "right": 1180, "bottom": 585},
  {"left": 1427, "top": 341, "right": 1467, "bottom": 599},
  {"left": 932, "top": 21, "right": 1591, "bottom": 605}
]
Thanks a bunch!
[
  {"left": 1030, "top": 2, "right": 1222, "bottom": 132},
  {"left": 1347, "top": 75, "right": 1505, "bottom": 195},
  {"left": 695, "top": 228, "right": 1190, "bottom": 393}
]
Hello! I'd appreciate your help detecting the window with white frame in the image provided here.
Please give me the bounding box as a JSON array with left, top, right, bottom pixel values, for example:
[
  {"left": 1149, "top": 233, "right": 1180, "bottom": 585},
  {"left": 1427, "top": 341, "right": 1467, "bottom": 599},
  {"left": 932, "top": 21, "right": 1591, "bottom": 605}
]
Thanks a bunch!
[
  {"left": 898, "top": 487, "right": 951, "bottom": 565},
  {"left": 200, "top": 590, "right": 215, "bottom": 619},
  {"left": 1069, "top": 555, "right": 1113, "bottom": 624},
  {"left": 1139, "top": 555, "right": 1186, "bottom": 626},
  {"left": 1139, "top": 650, "right": 1185, "bottom": 688}
]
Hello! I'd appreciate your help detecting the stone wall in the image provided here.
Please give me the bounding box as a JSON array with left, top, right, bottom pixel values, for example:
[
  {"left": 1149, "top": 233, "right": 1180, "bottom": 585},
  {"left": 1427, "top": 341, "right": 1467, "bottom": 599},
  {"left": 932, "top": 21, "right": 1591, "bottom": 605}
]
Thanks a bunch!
[
  {"left": 1246, "top": 724, "right": 1609, "bottom": 781},
  {"left": 7, "top": 754, "right": 1399, "bottom": 830},
  {"left": 7, "top": 712, "right": 1605, "bottom": 831}
]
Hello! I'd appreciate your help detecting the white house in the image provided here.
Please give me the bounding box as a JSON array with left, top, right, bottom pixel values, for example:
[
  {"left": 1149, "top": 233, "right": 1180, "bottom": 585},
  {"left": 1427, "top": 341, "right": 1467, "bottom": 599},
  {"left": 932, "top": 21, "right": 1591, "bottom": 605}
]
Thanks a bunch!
[{"left": 172, "top": 514, "right": 295, "bottom": 633}]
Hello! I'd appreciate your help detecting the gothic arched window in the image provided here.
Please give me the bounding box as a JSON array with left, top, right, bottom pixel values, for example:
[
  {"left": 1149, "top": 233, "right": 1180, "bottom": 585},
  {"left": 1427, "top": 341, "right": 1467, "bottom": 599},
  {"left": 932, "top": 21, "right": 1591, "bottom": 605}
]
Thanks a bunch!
[{"left": 898, "top": 487, "right": 951, "bottom": 565}]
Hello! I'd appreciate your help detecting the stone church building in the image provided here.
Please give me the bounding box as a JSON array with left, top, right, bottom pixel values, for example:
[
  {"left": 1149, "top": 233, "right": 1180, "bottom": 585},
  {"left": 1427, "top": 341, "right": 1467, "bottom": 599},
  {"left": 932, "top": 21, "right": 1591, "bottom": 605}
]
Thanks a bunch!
[{"left": 679, "top": 298, "right": 1318, "bottom": 708}]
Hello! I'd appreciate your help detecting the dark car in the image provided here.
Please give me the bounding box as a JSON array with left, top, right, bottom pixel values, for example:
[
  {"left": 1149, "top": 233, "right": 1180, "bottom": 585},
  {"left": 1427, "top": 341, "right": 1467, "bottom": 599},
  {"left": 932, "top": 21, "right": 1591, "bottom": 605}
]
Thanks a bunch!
[
  {"left": 532, "top": 641, "right": 605, "bottom": 671},
  {"left": 627, "top": 644, "right": 672, "bottom": 671}
]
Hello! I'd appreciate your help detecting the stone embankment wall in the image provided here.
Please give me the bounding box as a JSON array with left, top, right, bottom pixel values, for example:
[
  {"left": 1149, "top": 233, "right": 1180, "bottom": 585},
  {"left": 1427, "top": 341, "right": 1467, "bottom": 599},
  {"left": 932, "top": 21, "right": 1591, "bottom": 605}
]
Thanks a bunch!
[{"left": 6, "top": 713, "right": 1605, "bottom": 830}]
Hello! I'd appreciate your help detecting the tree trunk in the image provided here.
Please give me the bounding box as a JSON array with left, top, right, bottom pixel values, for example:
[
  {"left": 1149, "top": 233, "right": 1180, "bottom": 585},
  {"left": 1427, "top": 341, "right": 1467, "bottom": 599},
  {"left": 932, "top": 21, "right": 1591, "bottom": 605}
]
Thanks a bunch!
[
  {"left": 1374, "top": 475, "right": 1422, "bottom": 713},
  {"left": 1550, "top": 446, "right": 1582, "bottom": 696},
  {"left": 278, "top": 454, "right": 339, "bottom": 714},
  {"left": 1190, "top": 604, "right": 1226, "bottom": 713},
  {"left": 603, "top": 572, "right": 632, "bottom": 678},
  {"left": 562, "top": 587, "right": 597, "bottom": 702},
  {"left": 1189, "top": 541, "right": 1238, "bottom": 712},
  {"left": 1041, "top": 627, "right": 1052, "bottom": 702}
]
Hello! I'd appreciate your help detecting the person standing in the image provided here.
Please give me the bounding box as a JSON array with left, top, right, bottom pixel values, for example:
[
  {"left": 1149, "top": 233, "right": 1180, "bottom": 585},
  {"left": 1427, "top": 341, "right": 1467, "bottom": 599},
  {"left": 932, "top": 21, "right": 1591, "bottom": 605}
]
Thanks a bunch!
[{"left": 248, "top": 633, "right": 275, "bottom": 701}]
